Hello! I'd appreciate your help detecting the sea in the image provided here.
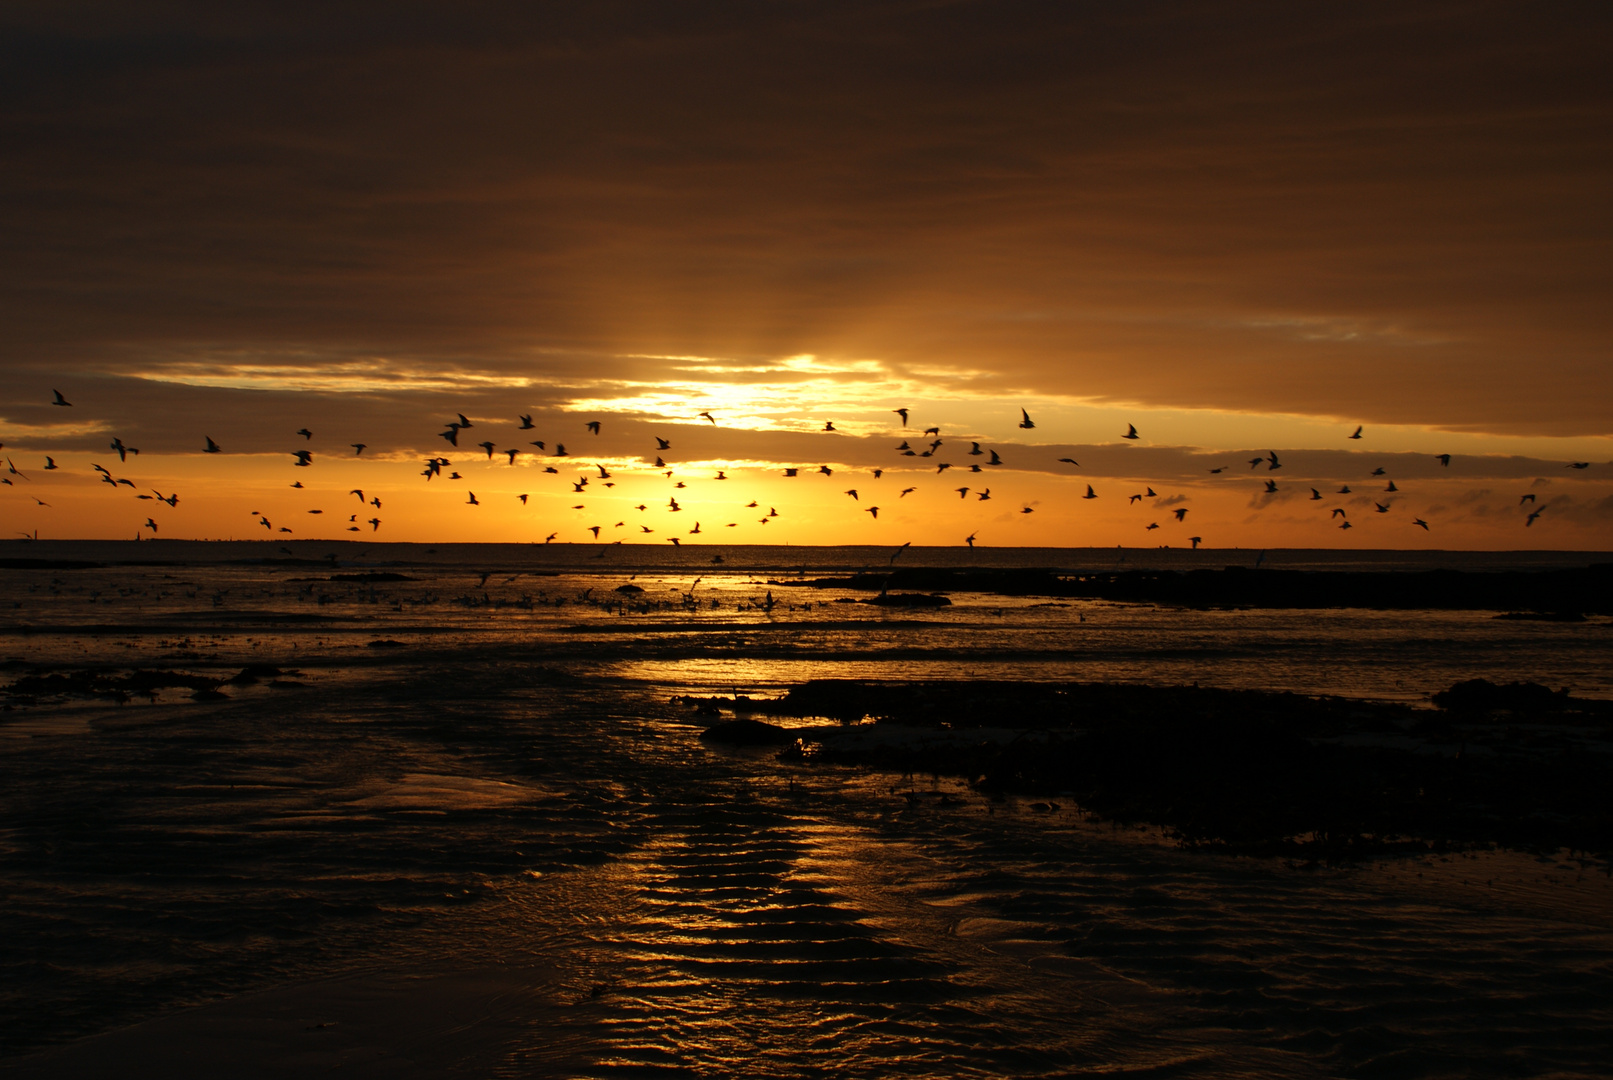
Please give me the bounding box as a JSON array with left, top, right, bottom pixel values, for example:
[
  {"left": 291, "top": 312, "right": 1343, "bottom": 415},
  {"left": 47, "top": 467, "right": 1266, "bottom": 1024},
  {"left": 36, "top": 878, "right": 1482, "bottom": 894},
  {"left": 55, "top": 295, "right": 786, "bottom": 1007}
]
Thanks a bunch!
[{"left": 2, "top": 541, "right": 1611, "bottom": 1077}]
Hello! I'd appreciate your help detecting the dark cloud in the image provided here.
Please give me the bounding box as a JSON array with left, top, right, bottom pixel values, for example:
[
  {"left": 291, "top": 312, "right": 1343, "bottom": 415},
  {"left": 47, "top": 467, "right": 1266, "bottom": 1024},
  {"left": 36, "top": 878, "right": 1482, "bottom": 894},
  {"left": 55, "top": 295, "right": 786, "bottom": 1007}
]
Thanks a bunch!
[{"left": 2, "top": 2, "right": 1610, "bottom": 437}]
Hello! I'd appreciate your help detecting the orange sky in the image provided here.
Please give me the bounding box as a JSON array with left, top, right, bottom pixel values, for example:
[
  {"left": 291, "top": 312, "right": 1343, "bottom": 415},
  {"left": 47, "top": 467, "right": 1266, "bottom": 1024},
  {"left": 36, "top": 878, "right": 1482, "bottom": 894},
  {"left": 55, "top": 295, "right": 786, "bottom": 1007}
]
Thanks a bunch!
[{"left": 2, "top": 2, "right": 1610, "bottom": 547}]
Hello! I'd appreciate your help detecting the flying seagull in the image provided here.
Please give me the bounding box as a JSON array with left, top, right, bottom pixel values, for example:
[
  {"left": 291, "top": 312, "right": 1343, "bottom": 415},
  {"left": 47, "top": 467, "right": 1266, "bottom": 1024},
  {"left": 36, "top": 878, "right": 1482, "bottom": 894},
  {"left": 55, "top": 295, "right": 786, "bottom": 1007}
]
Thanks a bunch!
[
  {"left": 1019, "top": 409, "right": 1035, "bottom": 430},
  {"left": 297, "top": 428, "right": 313, "bottom": 440},
  {"left": 51, "top": 389, "right": 72, "bottom": 407},
  {"left": 204, "top": 436, "right": 222, "bottom": 454},
  {"left": 1349, "top": 426, "right": 1363, "bottom": 439},
  {"left": 894, "top": 408, "right": 909, "bottom": 426},
  {"left": 1123, "top": 424, "right": 1139, "bottom": 440}
]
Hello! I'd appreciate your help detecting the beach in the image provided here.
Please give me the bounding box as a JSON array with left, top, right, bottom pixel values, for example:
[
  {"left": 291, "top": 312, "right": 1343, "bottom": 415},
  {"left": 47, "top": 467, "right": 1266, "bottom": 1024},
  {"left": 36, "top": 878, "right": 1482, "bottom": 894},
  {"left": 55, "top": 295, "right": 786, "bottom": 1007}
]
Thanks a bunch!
[{"left": 3, "top": 541, "right": 1612, "bottom": 1077}]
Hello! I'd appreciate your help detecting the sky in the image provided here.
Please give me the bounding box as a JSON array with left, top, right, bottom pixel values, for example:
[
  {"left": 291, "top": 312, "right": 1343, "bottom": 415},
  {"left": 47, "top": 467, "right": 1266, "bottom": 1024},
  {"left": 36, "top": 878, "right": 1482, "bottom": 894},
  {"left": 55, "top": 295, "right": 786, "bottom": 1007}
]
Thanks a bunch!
[{"left": 2, "top": 1, "right": 1610, "bottom": 548}]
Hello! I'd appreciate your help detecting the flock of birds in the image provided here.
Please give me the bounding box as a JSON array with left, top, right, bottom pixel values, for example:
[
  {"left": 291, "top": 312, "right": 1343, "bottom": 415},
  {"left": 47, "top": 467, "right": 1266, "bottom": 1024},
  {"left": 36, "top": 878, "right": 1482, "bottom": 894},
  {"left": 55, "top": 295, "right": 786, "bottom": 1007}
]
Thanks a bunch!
[{"left": 5, "top": 389, "right": 1595, "bottom": 545}]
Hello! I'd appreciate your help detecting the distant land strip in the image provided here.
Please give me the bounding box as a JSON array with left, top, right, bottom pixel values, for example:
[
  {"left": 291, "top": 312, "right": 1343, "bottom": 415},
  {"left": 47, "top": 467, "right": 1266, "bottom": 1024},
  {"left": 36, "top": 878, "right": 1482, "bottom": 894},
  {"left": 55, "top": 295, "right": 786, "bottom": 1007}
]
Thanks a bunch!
[{"left": 776, "top": 566, "right": 1613, "bottom": 614}]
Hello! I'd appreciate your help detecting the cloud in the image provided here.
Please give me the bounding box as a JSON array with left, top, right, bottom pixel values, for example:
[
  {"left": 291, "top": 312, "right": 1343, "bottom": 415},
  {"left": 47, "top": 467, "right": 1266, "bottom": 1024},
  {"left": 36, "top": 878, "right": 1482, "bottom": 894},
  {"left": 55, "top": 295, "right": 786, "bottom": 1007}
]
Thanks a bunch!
[{"left": 0, "top": 1, "right": 1609, "bottom": 443}]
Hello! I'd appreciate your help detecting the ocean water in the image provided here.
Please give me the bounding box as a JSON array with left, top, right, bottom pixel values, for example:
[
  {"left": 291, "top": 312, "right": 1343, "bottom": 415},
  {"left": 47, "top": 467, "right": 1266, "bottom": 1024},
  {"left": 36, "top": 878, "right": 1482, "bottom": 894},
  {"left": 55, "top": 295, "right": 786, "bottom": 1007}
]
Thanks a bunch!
[{"left": 2, "top": 542, "right": 1611, "bottom": 1076}]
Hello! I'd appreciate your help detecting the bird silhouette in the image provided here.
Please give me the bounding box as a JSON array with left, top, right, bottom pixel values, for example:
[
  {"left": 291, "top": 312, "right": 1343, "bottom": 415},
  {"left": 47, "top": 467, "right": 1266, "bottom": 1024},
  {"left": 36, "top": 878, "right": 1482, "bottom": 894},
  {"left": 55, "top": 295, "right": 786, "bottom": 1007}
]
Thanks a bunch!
[
  {"left": 466, "top": 492, "right": 479, "bottom": 505},
  {"left": 1338, "top": 485, "right": 1352, "bottom": 494},
  {"left": 1174, "top": 508, "right": 1188, "bottom": 521},
  {"left": 656, "top": 436, "right": 671, "bottom": 450},
  {"left": 899, "top": 487, "right": 916, "bottom": 497},
  {"left": 866, "top": 506, "right": 879, "bottom": 518},
  {"left": 43, "top": 456, "right": 57, "bottom": 470},
  {"left": 110, "top": 438, "right": 138, "bottom": 461},
  {"left": 506, "top": 448, "right": 520, "bottom": 464},
  {"left": 369, "top": 518, "right": 381, "bottom": 530},
  {"left": 440, "top": 427, "right": 460, "bottom": 446},
  {"left": 1568, "top": 462, "right": 1590, "bottom": 470},
  {"left": 203, "top": 436, "right": 221, "bottom": 454},
  {"left": 844, "top": 489, "right": 858, "bottom": 500},
  {"left": 783, "top": 468, "right": 798, "bottom": 477},
  {"left": 923, "top": 427, "right": 940, "bottom": 437},
  {"left": 818, "top": 465, "right": 833, "bottom": 476},
  {"left": 553, "top": 443, "right": 567, "bottom": 456},
  {"left": 1375, "top": 502, "right": 1390, "bottom": 513},
  {"left": 1129, "top": 494, "right": 1143, "bottom": 504},
  {"left": 350, "top": 489, "right": 365, "bottom": 502},
  {"left": 1349, "top": 426, "right": 1363, "bottom": 439},
  {"left": 457, "top": 413, "right": 472, "bottom": 428},
  {"left": 936, "top": 462, "right": 953, "bottom": 474},
  {"left": 478, "top": 441, "right": 496, "bottom": 458},
  {"left": 1020, "top": 506, "right": 1034, "bottom": 514},
  {"left": 1371, "top": 467, "right": 1386, "bottom": 476},
  {"left": 1310, "top": 488, "right": 1322, "bottom": 500},
  {"left": 1123, "top": 424, "right": 1139, "bottom": 440},
  {"left": 1264, "top": 479, "right": 1278, "bottom": 493},
  {"left": 1083, "top": 485, "right": 1097, "bottom": 499},
  {"left": 517, "top": 494, "right": 529, "bottom": 504},
  {"left": 1519, "top": 494, "right": 1536, "bottom": 504},
  {"left": 586, "top": 421, "right": 601, "bottom": 435},
  {"left": 823, "top": 421, "right": 837, "bottom": 431},
  {"left": 1019, "top": 409, "right": 1035, "bottom": 430},
  {"left": 51, "top": 389, "right": 71, "bottom": 407},
  {"left": 1189, "top": 536, "right": 1202, "bottom": 548},
  {"left": 1413, "top": 518, "right": 1429, "bottom": 530},
  {"left": 1057, "top": 457, "right": 1079, "bottom": 466},
  {"left": 894, "top": 408, "right": 909, "bottom": 426},
  {"left": 519, "top": 415, "right": 534, "bottom": 429},
  {"left": 351, "top": 443, "right": 366, "bottom": 455},
  {"left": 1340, "top": 520, "right": 1353, "bottom": 530},
  {"left": 1248, "top": 456, "right": 1265, "bottom": 469},
  {"left": 1145, "top": 522, "right": 1159, "bottom": 530},
  {"left": 1385, "top": 481, "right": 1398, "bottom": 492},
  {"left": 292, "top": 450, "right": 312, "bottom": 467},
  {"left": 589, "top": 525, "right": 601, "bottom": 538},
  {"left": 1526, "top": 508, "right": 1544, "bottom": 526},
  {"left": 1332, "top": 508, "right": 1347, "bottom": 518},
  {"left": 976, "top": 489, "right": 991, "bottom": 501},
  {"left": 297, "top": 428, "right": 313, "bottom": 440},
  {"left": 956, "top": 487, "right": 970, "bottom": 498},
  {"left": 1436, "top": 454, "right": 1450, "bottom": 466},
  {"left": 699, "top": 411, "right": 716, "bottom": 424},
  {"left": 988, "top": 450, "right": 1002, "bottom": 466}
]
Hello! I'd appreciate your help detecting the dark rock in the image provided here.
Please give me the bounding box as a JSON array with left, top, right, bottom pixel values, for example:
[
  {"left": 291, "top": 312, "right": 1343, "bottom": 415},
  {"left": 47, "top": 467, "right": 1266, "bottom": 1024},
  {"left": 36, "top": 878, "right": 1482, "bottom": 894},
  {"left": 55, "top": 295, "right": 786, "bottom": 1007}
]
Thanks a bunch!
[{"left": 699, "top": 718, "right": 794, "bottom": 747}]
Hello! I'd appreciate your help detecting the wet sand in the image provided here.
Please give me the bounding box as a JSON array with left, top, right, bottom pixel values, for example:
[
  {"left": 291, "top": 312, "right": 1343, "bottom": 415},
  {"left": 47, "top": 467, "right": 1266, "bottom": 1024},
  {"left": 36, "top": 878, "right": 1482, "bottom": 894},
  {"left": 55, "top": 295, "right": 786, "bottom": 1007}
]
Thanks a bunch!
[
  {"left": 6, "top": 969, "right": 585, "bottom": 1079},
  {"left": 3, "top": 548, "right": 1612, "bottom": 1076}
]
